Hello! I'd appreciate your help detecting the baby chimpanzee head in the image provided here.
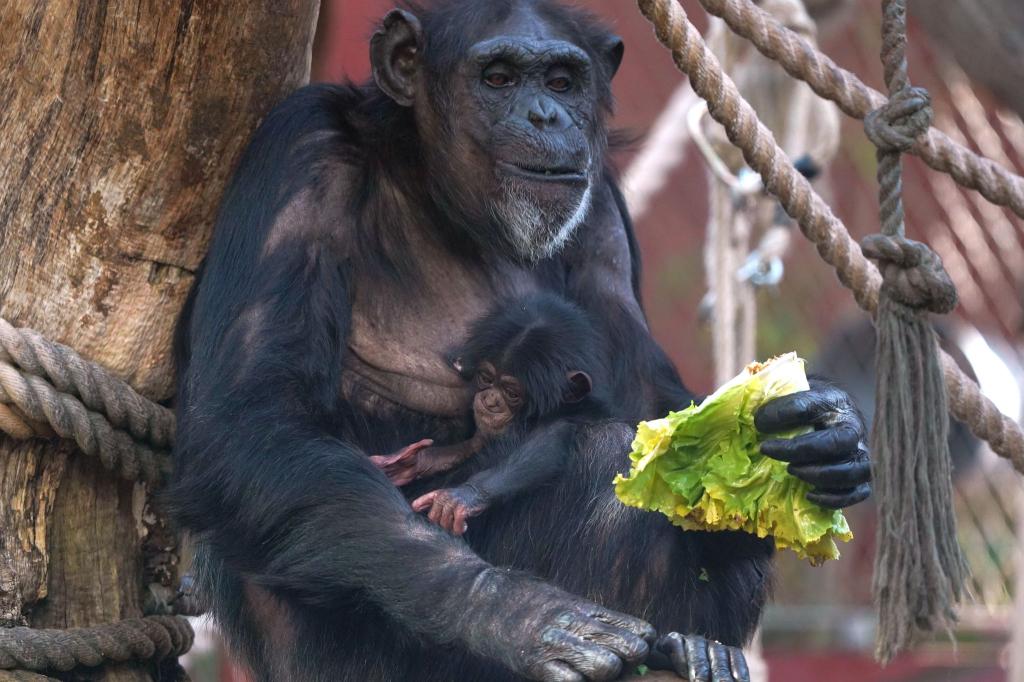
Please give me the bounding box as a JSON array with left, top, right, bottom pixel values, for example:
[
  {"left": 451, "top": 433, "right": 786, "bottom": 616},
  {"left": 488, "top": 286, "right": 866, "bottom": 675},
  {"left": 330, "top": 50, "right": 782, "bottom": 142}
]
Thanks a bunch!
[{"left": 454, "top": 293, "right": 604, "bottom": 435}]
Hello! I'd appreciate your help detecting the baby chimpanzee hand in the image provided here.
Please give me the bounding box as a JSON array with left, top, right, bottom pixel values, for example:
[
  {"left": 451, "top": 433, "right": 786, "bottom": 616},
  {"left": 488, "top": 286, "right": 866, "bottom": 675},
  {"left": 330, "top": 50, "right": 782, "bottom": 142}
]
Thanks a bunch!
[
  {"left": 369, "top": 439, "right": 434, "bottom": 486},
  {"left": 411, "top": 485, "right": 488, "bottom": 535}
]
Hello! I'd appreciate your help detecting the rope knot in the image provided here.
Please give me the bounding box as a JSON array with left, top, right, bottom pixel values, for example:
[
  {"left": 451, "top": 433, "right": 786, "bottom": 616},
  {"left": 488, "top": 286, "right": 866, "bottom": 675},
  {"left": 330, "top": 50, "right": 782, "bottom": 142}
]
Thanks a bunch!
[
  {"left": 860, "top": 234, "right": 957, "bottom": 313},
  {"left": 864, "top": 86, "right": 933, "bottom": 152}
]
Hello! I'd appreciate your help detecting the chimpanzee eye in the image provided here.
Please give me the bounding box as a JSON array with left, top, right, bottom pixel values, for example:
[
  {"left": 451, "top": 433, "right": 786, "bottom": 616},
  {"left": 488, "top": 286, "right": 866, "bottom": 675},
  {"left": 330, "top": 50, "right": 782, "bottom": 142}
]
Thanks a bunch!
[
  {"left": 477, "top": 371, "right": 494, "bottom": 387},
  {"left": 547, "top": 77, "right": 572, "bottom": 93},
  {"left": 483, "top": 64, "right": 516, "bottom": 89}
]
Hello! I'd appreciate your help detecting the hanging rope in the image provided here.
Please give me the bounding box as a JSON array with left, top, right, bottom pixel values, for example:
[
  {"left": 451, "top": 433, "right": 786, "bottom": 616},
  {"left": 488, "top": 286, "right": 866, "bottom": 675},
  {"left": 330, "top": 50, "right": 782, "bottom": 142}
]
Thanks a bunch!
[
  {"left": 860, "top": 0, "right": 966, "bottom": 662},
  {"left": 0, "top": 616, "right": 193, "bottom": 673},
  {"left": 694, "top": 0, "right": 1024, "bottom": 221}
]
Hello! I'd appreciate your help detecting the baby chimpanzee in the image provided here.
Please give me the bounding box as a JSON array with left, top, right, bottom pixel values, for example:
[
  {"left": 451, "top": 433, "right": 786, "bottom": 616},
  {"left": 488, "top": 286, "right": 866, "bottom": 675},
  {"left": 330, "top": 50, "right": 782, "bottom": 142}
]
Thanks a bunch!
[{"left": 371, "top": 293, "right": 609, "bottom": 534}]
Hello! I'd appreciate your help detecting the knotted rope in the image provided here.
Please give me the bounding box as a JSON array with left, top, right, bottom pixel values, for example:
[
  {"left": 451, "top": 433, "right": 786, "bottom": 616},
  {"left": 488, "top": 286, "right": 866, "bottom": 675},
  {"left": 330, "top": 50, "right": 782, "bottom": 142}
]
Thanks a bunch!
[
  {"left": 0, "top": 318, "right": 173, "bottom": 484},
  {"left": 0, "top": 616, "right": 193, "bottom": 673},
  {"left": 860, "top": 0, "right": 966, "bottom": 662},
  {"left": 695, "top": 0, "right": 1024, "bottom": 221}
]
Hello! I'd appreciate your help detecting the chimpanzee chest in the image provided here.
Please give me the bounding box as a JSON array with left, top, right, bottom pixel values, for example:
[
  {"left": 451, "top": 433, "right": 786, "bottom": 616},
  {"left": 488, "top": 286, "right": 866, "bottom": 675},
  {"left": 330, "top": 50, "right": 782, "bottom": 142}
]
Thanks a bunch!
[{"left": 341, "top": 258, "right": 543, "bottom": 419}]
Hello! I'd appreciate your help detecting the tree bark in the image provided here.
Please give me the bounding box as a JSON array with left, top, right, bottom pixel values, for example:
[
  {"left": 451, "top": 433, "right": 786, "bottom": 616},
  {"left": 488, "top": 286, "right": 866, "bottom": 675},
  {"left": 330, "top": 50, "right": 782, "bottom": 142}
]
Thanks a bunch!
[
  {"left": 910, "top": 0, "right": 1024, "bottom": 120},
  {"left": 0, "top": 1, "right": 319, "bottom": 679}
]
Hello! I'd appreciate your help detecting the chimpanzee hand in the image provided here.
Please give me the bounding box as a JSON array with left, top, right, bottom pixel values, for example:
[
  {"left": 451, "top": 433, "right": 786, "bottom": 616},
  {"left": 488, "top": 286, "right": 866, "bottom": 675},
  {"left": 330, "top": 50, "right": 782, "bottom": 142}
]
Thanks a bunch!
[
  {"left": 411, "top": 485, "right": 488, "bottom": 535},
  {"left": 464, "top": 569, "right": 655, "bottom": 682},
  {"left": 369, "top": 438, "right": 434, "bottom": 486},
  {"left": 646, "top": 633, "right": 750, "bottom": 681},
  {"left": 755, "top": 379, "right": 871, "bottom": 509}
]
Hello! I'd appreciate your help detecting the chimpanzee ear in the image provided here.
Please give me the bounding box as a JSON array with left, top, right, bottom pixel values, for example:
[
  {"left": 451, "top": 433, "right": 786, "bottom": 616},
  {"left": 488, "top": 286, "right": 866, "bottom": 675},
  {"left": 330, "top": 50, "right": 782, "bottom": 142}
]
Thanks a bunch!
[
  {"left": 602, "top": 35, "right": 624, "bottom": 79},
  {"left": 370, "top": 9, "right": 423, "bottom": 107},
  {"left": 564, "top": 371, "right": 593, "bottom": 403}
]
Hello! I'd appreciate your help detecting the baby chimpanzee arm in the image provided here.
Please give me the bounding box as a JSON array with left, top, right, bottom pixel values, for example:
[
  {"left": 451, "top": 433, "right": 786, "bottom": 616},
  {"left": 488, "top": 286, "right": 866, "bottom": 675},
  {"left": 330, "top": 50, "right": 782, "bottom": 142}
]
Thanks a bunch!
[
  {"left": 411, "top": 421, "right": 575, "bottom": 534},
  {"left": 466, "top": 421, "right": 575, "bottom": 504}
]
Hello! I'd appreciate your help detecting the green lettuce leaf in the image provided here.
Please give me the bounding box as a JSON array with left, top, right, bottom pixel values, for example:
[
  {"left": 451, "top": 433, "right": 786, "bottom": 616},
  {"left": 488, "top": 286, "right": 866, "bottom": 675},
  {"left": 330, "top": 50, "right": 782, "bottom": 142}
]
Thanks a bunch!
[{"left": 613, "top": 353, "right": 852, "bottom": 565}]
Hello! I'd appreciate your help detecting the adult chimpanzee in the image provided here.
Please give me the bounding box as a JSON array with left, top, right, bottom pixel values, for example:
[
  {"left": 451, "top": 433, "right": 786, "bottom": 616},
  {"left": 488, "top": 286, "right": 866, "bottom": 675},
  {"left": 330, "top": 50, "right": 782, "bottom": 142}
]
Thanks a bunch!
[
  {"left": 170, "top": 1, "right": 871, "bottom": 681},
  {"left": 376, "top": 292, "right": 609, "bottom": 534}
]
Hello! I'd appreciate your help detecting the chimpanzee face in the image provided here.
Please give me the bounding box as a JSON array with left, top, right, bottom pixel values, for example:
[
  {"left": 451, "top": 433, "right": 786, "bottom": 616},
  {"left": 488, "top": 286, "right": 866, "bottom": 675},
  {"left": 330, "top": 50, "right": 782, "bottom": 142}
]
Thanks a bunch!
[
  {"left": 472, "top": 361, "right": 523, "bottom": 435},
  {"left": 370, "top": 2, "right": 623, "bottom": 263},
  {"left": 454, "top": 30, "right": 598, "bottom": 261}
]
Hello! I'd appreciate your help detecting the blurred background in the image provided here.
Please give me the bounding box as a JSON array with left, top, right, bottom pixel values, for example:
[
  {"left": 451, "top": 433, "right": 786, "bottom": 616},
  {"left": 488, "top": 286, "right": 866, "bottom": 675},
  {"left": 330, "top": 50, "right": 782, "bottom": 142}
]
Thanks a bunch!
[{"left": 187, "top": 0, "right": 1024, "bottom": 680}]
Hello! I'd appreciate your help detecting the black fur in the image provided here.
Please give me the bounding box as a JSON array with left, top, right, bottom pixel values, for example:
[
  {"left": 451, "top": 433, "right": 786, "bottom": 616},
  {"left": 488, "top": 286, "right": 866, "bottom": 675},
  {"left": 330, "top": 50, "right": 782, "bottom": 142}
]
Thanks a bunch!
[{"left": 168, "top": 2, "right": 774, "bottom": 680}]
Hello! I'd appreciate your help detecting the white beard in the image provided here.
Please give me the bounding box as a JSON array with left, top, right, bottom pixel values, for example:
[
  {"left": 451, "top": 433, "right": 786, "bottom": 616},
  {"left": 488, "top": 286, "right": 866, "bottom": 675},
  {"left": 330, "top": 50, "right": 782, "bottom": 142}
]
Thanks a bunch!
[{"left": 492, "top": 181, "right": 593, "bottom": 262}]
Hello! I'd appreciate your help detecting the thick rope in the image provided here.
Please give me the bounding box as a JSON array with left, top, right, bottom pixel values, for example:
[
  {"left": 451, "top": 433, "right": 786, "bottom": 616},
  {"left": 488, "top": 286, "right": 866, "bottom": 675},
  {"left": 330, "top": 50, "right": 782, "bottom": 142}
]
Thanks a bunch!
[
  {"left": 0, "top": 671, "right": 59, "bottom": 681},
  {"left": 0, "top": 319, "right": 174, "bottom": 448},
  {"left": 0, "top": 616, "right": 193, "bottom": 672},
  {"left": 695, "top": 0, "right": 1024, "bottom": 221},
  {"left": 634, "top": 0, "right": 1024, "bottom": 475},
  {"left": 0, "top": 364, "right": 171, "bottom": 484},
  {"left": 0, "top": 318, "right": 174, "bottom": 484},
  {"left": 860, "top": 0, "right": 966, "bottom": 662}
]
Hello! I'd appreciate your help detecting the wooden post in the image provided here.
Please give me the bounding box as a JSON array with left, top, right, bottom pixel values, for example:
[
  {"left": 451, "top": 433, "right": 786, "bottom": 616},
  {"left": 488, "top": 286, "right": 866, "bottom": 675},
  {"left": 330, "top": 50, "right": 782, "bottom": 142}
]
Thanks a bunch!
[{"left": 0, "top": 1, "right": 319, "bottom": 678}]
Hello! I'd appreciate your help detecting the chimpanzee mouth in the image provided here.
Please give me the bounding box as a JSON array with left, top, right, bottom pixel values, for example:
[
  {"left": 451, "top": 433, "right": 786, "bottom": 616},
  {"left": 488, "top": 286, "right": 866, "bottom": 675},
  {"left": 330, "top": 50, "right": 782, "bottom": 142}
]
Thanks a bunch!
[{"left": 497, "top": 161, "right": 587, "bottom": 183}]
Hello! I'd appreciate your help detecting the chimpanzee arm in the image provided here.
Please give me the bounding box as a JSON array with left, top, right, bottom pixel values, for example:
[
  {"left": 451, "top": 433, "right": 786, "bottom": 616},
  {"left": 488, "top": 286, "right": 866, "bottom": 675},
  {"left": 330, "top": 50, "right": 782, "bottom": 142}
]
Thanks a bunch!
[
  {"left": 466, "top": 421, "right": 575, "bottom": 504},
  {"left": 169, "top": 86, "right": 652, "bottom": 681},
  {"left": 410, "top": 422, "right": 573, "bottom": 534}
]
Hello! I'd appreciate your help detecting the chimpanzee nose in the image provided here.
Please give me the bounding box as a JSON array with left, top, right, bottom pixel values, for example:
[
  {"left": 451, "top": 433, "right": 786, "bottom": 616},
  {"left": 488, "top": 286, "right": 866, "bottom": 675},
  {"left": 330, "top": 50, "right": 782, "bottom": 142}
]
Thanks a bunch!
[{"left": 526, "top": 96, "right": 565, "bottom": 131}]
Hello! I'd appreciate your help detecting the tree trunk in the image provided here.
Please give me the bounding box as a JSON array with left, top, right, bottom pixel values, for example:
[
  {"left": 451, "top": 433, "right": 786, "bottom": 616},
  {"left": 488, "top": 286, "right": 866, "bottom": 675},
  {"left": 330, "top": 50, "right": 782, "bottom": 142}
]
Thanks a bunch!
[
  {"left": 0, "top": 1, "right": 319, "bottom": 679},
  {"left": 910, "top": 0, "right": 1024, "bottom": 119}
]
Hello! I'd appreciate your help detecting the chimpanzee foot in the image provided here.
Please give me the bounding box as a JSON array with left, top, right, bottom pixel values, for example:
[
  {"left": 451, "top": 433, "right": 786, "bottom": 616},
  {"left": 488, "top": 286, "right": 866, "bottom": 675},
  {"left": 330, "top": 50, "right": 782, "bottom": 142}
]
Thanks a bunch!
[{"left": 646, "top": 633, "right": 749, "bottom": 681}]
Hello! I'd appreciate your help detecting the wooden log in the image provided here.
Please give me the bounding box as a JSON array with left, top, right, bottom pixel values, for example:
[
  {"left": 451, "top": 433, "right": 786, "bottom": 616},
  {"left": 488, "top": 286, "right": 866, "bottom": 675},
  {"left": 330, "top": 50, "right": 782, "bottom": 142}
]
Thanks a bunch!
[{"left": 0, "top": 1, "right": 319, "bottom": 678}]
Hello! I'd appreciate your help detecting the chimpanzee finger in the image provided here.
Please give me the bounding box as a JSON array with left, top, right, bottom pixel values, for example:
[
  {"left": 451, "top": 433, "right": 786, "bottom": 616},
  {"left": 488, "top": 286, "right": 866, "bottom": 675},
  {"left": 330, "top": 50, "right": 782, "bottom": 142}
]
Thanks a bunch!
[
  {"left": 807, "top": 483, "right": 871, "bottom": 509},
  {"left": 590, "top": 609, "right": 657, "bottom": 644},
  {"left": 428, "top": 498, "right": 445, "bottom": 526},
  {"left": 653, "top": 633, "right": 688, "bottom": 677},
  {"left": 537, "top": 661, "right": 584, "bottom": 682},
  {"left": 707, "top": 641, "right": 733, "bottom": 682},
  {"left": 787, "top": 458, "right": 871, "bottom": 489},
  {"left": 754, "top": 388, "right": 849, "bottom": 433},
  {"left": 453, "top": 506, "right": 470, "bottom": 536},
  {"left": 728, "top": 646, "right": 750, "bottom": 681},
  {"left": 395, "top": 438, "right": 434, "bottom": 460},
  {"left": 574, "top": 621, "right": 650, "bottom": 663},
  {"left": 760, "top": 425, "right": 860, "bottom": 464},
  {"left": 410, "top": 491, "right": 437, "bottom": 513},
  {"left": 439, "top": 501, "right": 458, "bottom": 534},
  {"left": 545, "top": 629, "right": 623, "bottom": 681},
  {"left": 683, "top": 635, "right": 712, "bottom": 682}
]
